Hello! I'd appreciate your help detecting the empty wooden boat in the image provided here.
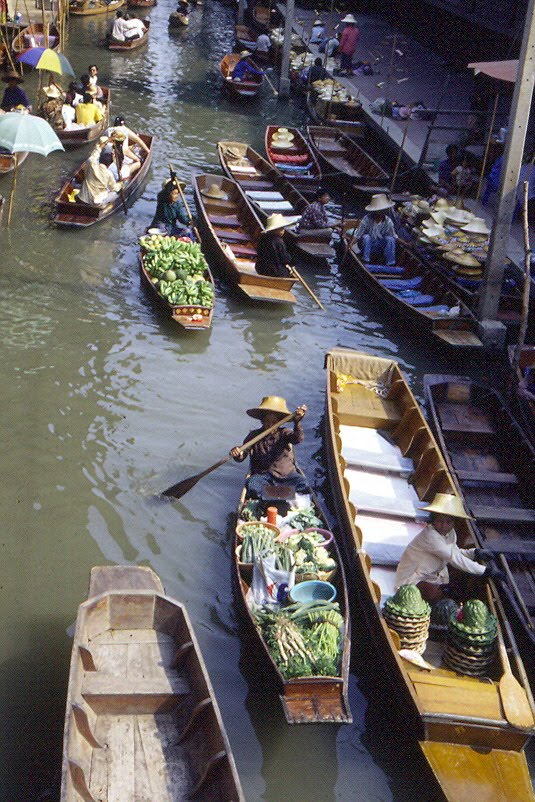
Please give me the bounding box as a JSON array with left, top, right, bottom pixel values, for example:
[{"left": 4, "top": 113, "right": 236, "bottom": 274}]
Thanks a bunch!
[
  {"left": 424, "top": 374, "right": 535, "bottom": 667},
  {"left": 70, "top": 0, "right": 125, "bottom": 14},
  {"left": 265, "top": 125, "right": 321, "bottom": 198},
  {"left": 508, "top": 345, "right": 535, "bottom": 444},
  {"left": 307, "top": 125, "right": 390, "bottom": 195},
  {"left": 53, "top": 134, "right": 153, "bottom": 228},
  {"left": 235, "top": 468, "right": 352, "bottom": 724},
  {"left": 193, "top": 172, "right": 297, "bottom": 304},
  {"left": 108, "top": 19, "right": 150, "bottom": 50},
  {"left": 324, "top": 347, "right": 535, "bottom": 802},
  {"left": 218, "top": 140, "right": 336, "bottom": 264},
  {"left": 306, "top": 93, "right": 366, "bottom": 137},
  {"left": 341, "top": 227, "right": 483, "bottom": 350},
  {"left": 56, "top": 88, "right": 110, "bottom": 149},
  {"left": 0, "top": 149, "right": 28, "bottom": 174},
  {"left": 11, "top": 22, "right": 60, "bottom": 54},
  {"left": 251, "top": 3, "right": 271, "bottom": 31},
  {"left": 60, "top": 565, "right": 244, "bottom": 801},
  {"left": 219, "top": 54, "right": 263, "bottom": 99}
]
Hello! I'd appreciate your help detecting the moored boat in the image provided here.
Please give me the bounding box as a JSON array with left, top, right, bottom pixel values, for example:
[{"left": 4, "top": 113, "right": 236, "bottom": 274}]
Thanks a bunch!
[
  {"left": 11, "top": 22, "right": 60, "bottom": 54},
  {"left": 235, "top": 468, "right": 352, "bottom": 724},
  {"left": 108, "top": 19, "right": 150, "bottom": 50},
  {"left": 0, "top": 149, "right": 28, "bottom": 174},
  {"left": 250, "top": 3, "right": 274, "bottom": 32},
  {"left": 60, "top": 564, "right": 244, "bottom": 801},
  {"left": 306, "top": 92, "right": 365, "bottom": 138},
  {"left": 307, "top": 125, "right": 390, "bottom": 196},
  {"left": 265, "top": 125, "right": 321, "bottom": 198},
  {"left": 324, "top": 347, "right": 535, "bottom": 802},
  {"left": 235, "top": 23, "right": 258, "bottom": 50},
  {"left": 193, "top": 172, "right": 297, "bottom": 304},
  {"left": 219, "top": 54, "right": 263, "bottom": 99},
  {"left": 218, "top": 140, "right": 335, "bottom": 264},
  {"left": 70, "top": 0, "right": 125, "bottom": 14},
  {"left": 53, "top": 134, "right": 153, "bottom": 228},
  {"left": 56, "top": 88, "right": 110, "bottom": 149}
]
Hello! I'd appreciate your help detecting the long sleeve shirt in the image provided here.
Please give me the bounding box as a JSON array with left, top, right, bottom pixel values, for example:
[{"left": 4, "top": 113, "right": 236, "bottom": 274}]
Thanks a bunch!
[
  {"left": 298, "top": 201, "right": 329, "bottom": 231},
  {"left": 255, "top": 234, "right": 291, "bottom": 277},
  {"left": 395, "top": 524, "right": 486, "bottom": 589},
  {"left": 111, "top": 17, "right": 128, "bottom": 41},
  {"left": 231, "top": 59, "right": 263, "bottom": 80},
  {"left": 150, "top": 196, "right": 189, "bottom": 233},
  {"left": 355, "top": 214, "right": 396, "bottom": 240},
  {"left": 1, "top": 85, "right": 31, "bottom": 111},
  {"left": 339, "top": 25, "right": 359, "bottom": 56},
  {"left": 239, "top": 423, "right": 304, "bottom": 476},
  {"left": 79, "top": 148, "right": 121, "bottom": 206}
]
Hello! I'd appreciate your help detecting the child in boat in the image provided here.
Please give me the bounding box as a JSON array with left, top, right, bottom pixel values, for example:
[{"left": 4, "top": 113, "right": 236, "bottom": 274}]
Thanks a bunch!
[{"left": 230, "top": 397, "right": 308, "bottom": 498}]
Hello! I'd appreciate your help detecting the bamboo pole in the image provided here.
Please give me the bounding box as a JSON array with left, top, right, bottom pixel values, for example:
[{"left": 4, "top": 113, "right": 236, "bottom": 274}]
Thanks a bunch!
[
  {"left": 390, "top": 114, "right": 411, "bottom": 192},
  {"left": 512, "top": 180, "right": 533, "bottom": 376},
  {"left": 0, "top": 24, "right": 20, "bottom": 72},
  {"left": 476, "top": 92, "right": 499, "bottom": 202}
]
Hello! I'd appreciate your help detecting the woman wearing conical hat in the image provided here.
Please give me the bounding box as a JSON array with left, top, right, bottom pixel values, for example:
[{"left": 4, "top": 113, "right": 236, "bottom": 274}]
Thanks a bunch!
[
  {"left": 395, "top": 493, "right": 505, "bottom": 603},
  {"left": 230, "top": 397, "right": 308, "bottom": 497},
  {"left": 255, "top": 213, "right": 300, "bottom": 278},
  {"left": 1, "top": 70, "right": 31, "bottom": 113}
]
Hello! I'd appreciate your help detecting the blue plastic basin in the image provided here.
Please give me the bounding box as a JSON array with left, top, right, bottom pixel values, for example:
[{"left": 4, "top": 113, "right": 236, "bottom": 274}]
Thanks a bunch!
[{"left": 289, "top": 580, "right": 337, "bottom": 604}]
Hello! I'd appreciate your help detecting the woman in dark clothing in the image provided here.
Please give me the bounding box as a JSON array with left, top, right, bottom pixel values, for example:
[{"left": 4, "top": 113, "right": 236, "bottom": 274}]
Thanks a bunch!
[
  {"left": 1, "top": 71, "right": 31, "bottom": 112},
  {"left": 255, "top": 213, "right": 300, "bottom": 277},
  {"left": 150, "top": 180, "right": 194, "bottom": 237}
]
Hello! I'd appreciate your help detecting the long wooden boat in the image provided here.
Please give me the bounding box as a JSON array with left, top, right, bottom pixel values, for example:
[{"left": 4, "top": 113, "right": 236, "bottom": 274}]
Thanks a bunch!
[
  {"left": 0, "top": 150, "right": 28, "bottom": 174},
  {"left": 193, "top": 172, "right": 297, "bottom": 304},
  {"left": 265, "top": 125, "right": 321, "bottom": 198},
  {"left": 307, "top": 125, "right": 390, "bottom": 196},
  {"left": 169, "top": 10, "right": 189, "bottom": 26},
  {"left": 341, "top": 227, "right": 483, "bottom": 351},
  {"left": 218, "top": 140, "right": 336, "bottom": 264},
  {"left": 11, "top": 22, "right": 60, "bottom": 54},
  {"left": 508, "top": 345, "right": 535, "bottom": 444},
  {"left": 235, "top": 467, "right": 352, "bottom": 723},
  {"left": 250, "top": 3, "right": 278, "bottom": 32},
  {"left": 108, "top": 19, "right": 150, "bottom": 50},
  {"left": 235, "top": 23, "right": 258, "bottom": 50},
  {"left": 324, "top": 348, "right": 535, "bottom": 802},
  {"left": 60, "top": 565, "right": 244, "bottom": 801},
  {"left": 424, "top": 374, "right": 535, "bottom": 665},
  {"left": 70, "top": 0, "right": 125, "bottom": 14},
  {"left": 53, "top": 134, "right": 153, "bottom": 228},
  {"left": 219, "top": 54, "right": 263, "bottom": 99},
  {"left": 306, "top": 92, "right": 366, "bottom": 138},
  {"left": 55, "top": 88, "right": 110, "bottom": 149}
]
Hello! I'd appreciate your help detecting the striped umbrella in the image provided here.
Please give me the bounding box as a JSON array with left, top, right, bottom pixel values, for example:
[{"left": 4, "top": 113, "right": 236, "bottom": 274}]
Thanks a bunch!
[{"left": 16, "top": 47, "right": 75, "bottom": 77}]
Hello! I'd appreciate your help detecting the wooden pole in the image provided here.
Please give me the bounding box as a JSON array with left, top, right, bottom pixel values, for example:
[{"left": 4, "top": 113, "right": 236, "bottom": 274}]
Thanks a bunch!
[
  {"left": 7, "top": 154, "right": 18, "bottom": 226},
  {"left": 390, "top": 115, "right": 410, "bottom": 192},
  {"left": 278, "top": 0, "right": 294, "bottom": 97},
  {"left": 512, "top": 180, "right": 533, "bottom": 375},
  {"left": 476, "top": 92, "right": 499, "bottom": 201},
  {"left": 288, "top": 265, "right": 325, "bottom": 308},
  {"left": 237, "top": 0, "right": 245, "bottom": 25},
  {"left": 498, "top": 553, "right": 533, "bottom": 630}
]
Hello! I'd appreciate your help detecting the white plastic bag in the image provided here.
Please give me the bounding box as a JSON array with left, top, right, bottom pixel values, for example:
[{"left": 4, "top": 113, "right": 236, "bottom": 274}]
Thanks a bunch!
[{"left": 246, "top": 553, "right": 295, "bottom": 608}]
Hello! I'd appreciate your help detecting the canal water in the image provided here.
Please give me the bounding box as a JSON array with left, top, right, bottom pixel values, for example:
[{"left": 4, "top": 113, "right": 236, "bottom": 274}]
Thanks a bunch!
[{"left": 1, "top": 3, "right": 532, "bottom": 800}]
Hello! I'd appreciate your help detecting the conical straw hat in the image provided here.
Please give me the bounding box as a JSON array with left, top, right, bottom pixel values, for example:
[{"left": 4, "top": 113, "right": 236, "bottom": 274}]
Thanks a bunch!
[
  {"left": 365, "top": 193, "right": 394, "bottom": 212},
  {"left": 461, "top": 218, "right": 491, "bottom": 235},
  {"left": 264, "top": 212, "right": 301, "bottom": 232},
  {"left": 246, "top": 395, "right": 291, "bottom": 419},
  {"left": 201, "top": 183, "right": 228, "bottom": 199},
  {"left": 423, "top": 493, "right": 473, "bottom": 519},
  {"left": 434, "top": 198, "right": 450, "bottom": 210},
  {"left": 445, "top": 208, "right": 474, "bottom": 225}
]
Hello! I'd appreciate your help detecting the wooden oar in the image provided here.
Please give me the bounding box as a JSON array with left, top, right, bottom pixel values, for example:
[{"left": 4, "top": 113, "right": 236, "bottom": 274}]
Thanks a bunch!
[
  {"left": 263, "top": 67, "right": 279, "bottom": 97},
  {"left": 161, "top": 412, "right": 296, "bottom": 498},
  {"left": 288, "top": 265, "right": 324, "bottom": 309},
  {"left": 486, "top": 585, "right": 535, "bottom": 730},
  {"left": 169, "top": 163, "right": 202, "bottom": 243},
  {"left": 113, "top": 141, "right": 128, "bottom": 216}
]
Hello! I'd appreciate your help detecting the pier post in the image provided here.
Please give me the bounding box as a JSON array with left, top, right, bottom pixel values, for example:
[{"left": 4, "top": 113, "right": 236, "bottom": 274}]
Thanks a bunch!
[
  {"left": 278, "top": 0, "right": 295, "bottom": 97},
  {"left": 238, "top": 0, "right": 245, "bottom": 25}
]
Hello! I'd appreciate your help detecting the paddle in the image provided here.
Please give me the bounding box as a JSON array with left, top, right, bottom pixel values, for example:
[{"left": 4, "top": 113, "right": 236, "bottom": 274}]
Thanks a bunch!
[
  {"left": 168, "top": 163, "right": 202, "bottom": 243},
  {"left": 288, "top": 265, "right": 325, "bottom": 309},
  {"left": 263, "top": 67, "right": 279, "bottom": 97},
  {"left": 161, "top": 412, "right": 296, "bottom": 498},
  {"left": 112, "top": 140, "right": 128, "bottom": 215},
  {"left": 486, "top": 585, "right": 535, "bottom": 730}
]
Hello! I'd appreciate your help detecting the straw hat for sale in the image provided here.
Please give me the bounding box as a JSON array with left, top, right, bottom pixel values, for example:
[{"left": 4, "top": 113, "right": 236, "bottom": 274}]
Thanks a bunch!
[
  {"left": 415, "top": 199, "right": 431, "bottom": 211},
  {"left": 422, "top": 224, "right": 446, "bottom": 239},
  {"left": 263, "top": 212, "right": 301, "bottom": 232},
  {"left": 247, "top": 395, "right": 291, "bottom": 420},
  {"left": 423, "top": 493, "right": 473, "bottom": 519},
  {"left": 200, "top": 183, "right": 228, "bottom": 199},
  {"left": 461, "top": 217, "right": 491, "bottom": 235},
  {"left": 365, "top": 193, "right": 394, "bottom": 212},
  {"left": 313, "top": 18, "right": 323, "bottom": 24},
  {"left": 443, "top": 251, "right": 481, "bottom": 267},
  {"left": 434, "top": 198, "right": 450, "bottom": 210},
  {"left": 429, "top": 210, "right": 448, "bottom": 226},
  {"left": 272, "top": 128, "right": 295, "bottom": 144},
  {"left": 2, "top": 70, "right": 24, "bottom": 83},
  {"left": 444, "top": 208, "right": 474, "bottom": 225},
  {"left": 453, "top": 266, "right": 483, "bottom": 276},
  {"left": 341, "top": 13, "right": 357, "bottom": 23}
]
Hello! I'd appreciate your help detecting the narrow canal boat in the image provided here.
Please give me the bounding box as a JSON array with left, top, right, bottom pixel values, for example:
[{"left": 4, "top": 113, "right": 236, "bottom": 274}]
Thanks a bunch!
[
  {"left": 193, "top": 172, "right": 297, "bottom": 304},
  {"left": 70, "top": 0, "right": 125, "bottom": 14},
  {"left": 218, "top": 140, "right": 335, "bottom": 264},
  {"left": 508, "top": 345, "right": 535, "bottom": 444},
  {"left": 341, "top": 226, "right": 483, "bottom": 351},
  {"left": 53, "top": 134, "right": 153, "bottom": 228},
  {"left": 324, "top": 347, "right": 535, "bottom": 802},
  {"left": 265, "top": 125, "right": 322, "bottom": 198},
  {"left": 11, "top": 22, "right": 61, "bottom": 54},
  {"left": 306, "top": 92, "right": 365, "bottom": 137},
  {"left": 60, "top": 565, "right": 245, "bottom": 801},
  {"left": 251, "top": 3, "right": 271, "bottom": 32},
  {"left": 108, "top": 19, "right": 150, "bottom": 50},
  {"left": 235, "top": 469, "right": 352, "bottom": 724},
  {"left": 235, "top": 23, "right": 258, "bottom": 50},
  {"left": 0, "top": 150, "right": 28, "bottom": 174},
  {"left": 56, "top": 88, "right": 110, "bottom": 149},
  {"left": 219, "top": 54, "right": 263, "bottom": 99},
  {"left": 307, "top": 125, "right": 390, "bottom": 196},
  {"left": 424, "top": 375, "right": 535, "bottom": 667}
]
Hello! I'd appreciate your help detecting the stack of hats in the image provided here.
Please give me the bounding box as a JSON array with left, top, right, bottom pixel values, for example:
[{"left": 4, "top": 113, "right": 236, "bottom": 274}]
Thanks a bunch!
[
  {"left": 271, "top": 128, "right": 295, "bottom": 149},
  {"left": 383, "top": 585, "right": 431, "bottom": 654},
  {"left": 443, "top": 599, "right": 497, "bottom": 676}
]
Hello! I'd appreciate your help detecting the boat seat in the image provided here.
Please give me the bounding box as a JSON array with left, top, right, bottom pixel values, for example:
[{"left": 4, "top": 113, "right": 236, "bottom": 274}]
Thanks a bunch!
[
  {"left": 345, "top": 467, "right": 429, "bottom": 521},
  {"left": 227, "top": 164, "right": 258, "bottom": 175},
  {"left": 470, "top": 506, "right": 535, "bottom": 524},
  {"left": 339, "top": 424, "right": 414, "bottom": 476},
  {"left": 228, "top": 243, "right": 257, "bottom": 257},
  {"left": 235, "top": 259, "right": 257, "bottom": 272},
  {"left": 456, "top": 469, "right": 519, "bottom": 485},
  {"left": 419, "top": 305, "right": 451, "bottom": 315},
  {"left": 379, "top": 276, "right": 423, "bottom": 290},
  {"left": 365, "top": 264, "right": 405, "bottom": 275},
  {"left": 246, "top": 191, "right": 285, "bottom": 201},
  {"left": 360, "top": 514, "right": 426, "bottom": 566},
  {"left": 82, "top": 672, "right": 189, "bottom": 714},
  {"left": 395, "top": 290, "right": 435, "bottom": 306},
  {"left": 254, "top": 200, "right": 294, "bottom": 211},
  {"left": 214, "top": 228, "right": 250, "bottom": 242},
  {"left": 207, "top": 214, "right": 240, "bottom": 226},
  {"left": 333, "top": 384, "right": 401, "bottom": 429},
  {"left": 237, "top": 180, "right": 274, "bottom": 189},
  {"left": 437, "top": 402, "right": 496, "bottom": 435},
  {"left": 324, "top": 157, "right": 361, "bottom": 177}
]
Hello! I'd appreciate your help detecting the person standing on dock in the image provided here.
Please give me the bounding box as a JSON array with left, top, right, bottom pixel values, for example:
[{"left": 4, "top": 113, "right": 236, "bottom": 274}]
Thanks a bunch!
[
  {"left": 338, "top": 14, "right": 359, "bottom": 76},
  {"left": 255, "top": 213, "right": 300, "bottom": 278}
]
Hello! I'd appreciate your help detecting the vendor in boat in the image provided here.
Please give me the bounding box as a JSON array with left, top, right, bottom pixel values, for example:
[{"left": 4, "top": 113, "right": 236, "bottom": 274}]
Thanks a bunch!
[
  {"left": 297, "top": 188, "right": 334, "bottom": 239},
  {"left": 88, "top": 65, "right": 104, "bottom": 100},
  {"left": 150, "top": 178, "right": 194, "bottom": 238},
  {"left": 351, "top": 193, "right": 398, "bottom": 267},
  {"left": 78, "top": 139, "right": 123, "bottom": 206},
  {"left": 75, "top": 92, "right": 104, "bottom": 128},
  {"left": 231, "top": 51, "right": 264, "bottom": 82},
  {"left": 307, "top": 56, "right": 328, "bottom": 85},
  {"left": 255, "top": 213, "right": 300, "bottom": 278},
  {"left": 230, "top": 396, "right": 308, "bottom": 497},
  {"left": 253, "top": 32, "right": 271, "bottom": 64},
  {"left": 395, "top": 493, "right": 505, "bottom": 603},
  {"left": 1, "top": 71, "right": 31, "bottom": 112},
  {"left": 106, "top": 116, "right": 151, "bottom": 157},
  {"left": 39, "top": 84, "right": 65, "bottom": 130}
]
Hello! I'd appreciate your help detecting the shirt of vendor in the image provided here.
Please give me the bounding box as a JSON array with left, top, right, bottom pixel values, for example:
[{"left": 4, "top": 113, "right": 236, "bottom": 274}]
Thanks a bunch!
[
  {"left": 1, "top": 74, "right": 31, "bottom": 112},
  {"left": 243, "top": 420, "right": 304, "bottom": 477},
  {"left": 255, "top": 33, "right": 271, "bottom": 53},
  {"left": 75, "top": 94, "right": 104, "bottom": 127},
  {"left": 79, "top": 146, "right": 121, "bottom": 206}
]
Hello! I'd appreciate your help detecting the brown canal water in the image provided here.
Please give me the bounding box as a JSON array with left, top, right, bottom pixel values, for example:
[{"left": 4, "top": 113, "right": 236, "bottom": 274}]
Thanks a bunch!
[{"left": 1, "top": 4, "right": 533, "bottom": 801}]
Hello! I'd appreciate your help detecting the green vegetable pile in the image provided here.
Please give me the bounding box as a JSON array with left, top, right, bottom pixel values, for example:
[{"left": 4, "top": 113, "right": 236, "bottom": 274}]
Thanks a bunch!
[
  {"left": 384, "top": 584, "right": 431, "bottom": 618},
  {"left": 240, "top": 526, "right": 276, "bottom": 564},
  {"left": 240, "top": 499, "right": 263, "bottom": 522},
  {"left": 288, "top": 507, "right": 324, "bottom": 532},
  {"left": 139, "top": 234, "right": 214, "bottom": 308},
  {"left": 254, "top": 600, "right": 344, "bottom": 679},
  {"left": 284, "top": 532, "right": 336, "bottom": 578}
]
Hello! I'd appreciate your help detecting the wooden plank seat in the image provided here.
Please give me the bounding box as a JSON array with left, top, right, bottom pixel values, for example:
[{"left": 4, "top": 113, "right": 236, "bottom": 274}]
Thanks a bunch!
[
  {"left": 207, "top": 214, "right": 240, "bottom": 226},
  {"left": 339, "top": 424, "right": 414, "bottom": 476},
  {"left": 324, "top": 157, "right": 362, "bottom": 177},
  {"left": 233, "top": 180, "right": 273, "bottom": 190},
  {"left": 213, "top": 228, "right": 250, "bottom": 242},
  {"left": 456, "top": 469, "right": 519, "bottom": 485},
  {"left": 470, "top": 506, "right": 535, "bottom": 525},
  {"left": 437, "top": 402, "right": 496, "bottom": 435},
  {"left": 333, "top": 384, "right": 402, "bottom": 428},
  {"left": 345, "top": 467, "right": 429, "bottom": 521},
  {"left": 245, "top": 190, "right": 285, "bottom": 201},
  {"left": 229, "top": 244, "right": 257, "bottom": 257},
  {"left": 82, "top": 672, "right": 189, "bottom": 714}
]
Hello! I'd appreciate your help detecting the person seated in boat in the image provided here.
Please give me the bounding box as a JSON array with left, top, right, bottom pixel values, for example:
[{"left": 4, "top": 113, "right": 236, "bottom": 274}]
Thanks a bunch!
[
  {"left": 62, "top": 90, "right": 84, "bottom": 130},
  {"left": 110, "top": 9, "right": 128, "bottom": 42},
  {"left": 78, "top": 140, "right": 123, "bottom": 206},
  {"left": 307, "top": 57, "right": 328, "bottom": 85},
  {"left": 75, "top": 93, "right": 104, "bottom": 128},
  {"left": 105, "top": 115, "right": 150, "bottom": 169},
  {"left": 39, "top": 83, "right": 65, "bottom": 130},
  {"left": 231, "top": 51, "right": 264, "bottom": 82},
  {"left": 351, "top": 193, "right": 398, "bottom": 266},
  {"left": 88, "top": 65, "right": 104, "bottom": 100},
  {"left": 395, "top": 493, "right": 505, "bottom": 604},
  {"left": 175, "top": 0, "right": 189, "bottom": 16},
  {"left": 255, "top": 213, "right": 300, "bottom": 278},
  {"left": 67, "top": 81, "right": 83, "bottom": 107},
  {"left": 253, "top": 32, "right": 271, "bottom": 64},
  {"left": 1, "top": 71, "right": 31, "bottom": 112},
  {"left": 150, "top": 178, "right": 194, "bottom": 237},
  {"left": 230, "top": 397, "right": 308, "bottom": 498},
  {"left": 124, "top": 14, "right": 147, "bottom": 39},
  {"left": 310, "top": 19, "right": 325, "bottom": 44},
  {"left": 296, "top": 188, "right": 334, "bottom": 240}
]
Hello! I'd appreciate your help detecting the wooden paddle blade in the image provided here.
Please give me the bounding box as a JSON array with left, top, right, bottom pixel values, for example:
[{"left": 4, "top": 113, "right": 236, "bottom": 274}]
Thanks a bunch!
[
  {"left": 499, "top": 673, "right": 535, "bottom": 730},
  {"left": 161, "top": 457, "right": 230, "bottom": 499}
]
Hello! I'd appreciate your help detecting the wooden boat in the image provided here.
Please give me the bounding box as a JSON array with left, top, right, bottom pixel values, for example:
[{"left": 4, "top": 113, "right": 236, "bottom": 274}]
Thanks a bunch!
[
  {"left": 235, "top": 469, "right": 352, "bottom": 723},
  {"left": 108, "top": 19, "right": 150, "bottom": 50},
  {"left": 218, "top": 140, "right": 336, "bottom": 264},
  {"left": 306, "top": 92, "right": 366, "bottom": 138},
  {"left": 219, "top": 54, "right": 263, "bottom": 99},
  {"left": 235, "top": 23, "right": 258, "bottom": 50},
  {"left": 324, "top": 348, "right": 535, "bottom": 802},
  {"left": 265, "top": 125, "right": 322, "bottom": 198},
  {"left": 11, "top": 22, "right": 61, "bottom": 54},
  {"left": 251, "top": 3, "right": 273, "bottom": 32},
  {"left": 193, "top": 172, "right": 297, "bottom": 304},
  {"left": 0, "top": 150, "right": 28, "bottom": 174},
  {"left": 53, "top": 134, "right": 153, "bottom": 228},
  {"left": 424, "top": 374, "right": 535, "bottom": 664},
  {"left": 169, "top": 10, "right": 189, "bottom": 26},
  {"left": 70, "top": 0, "right": 125, "bottom": 14},
  {"left": 56, "top": 88, "right": 110, "bottom": 149},
  {"left": 341, "top": 227, "right": 483, "bottom": 351},
  {"left": 508, "top": 344, "right": 535, "bottom": 444},
  {"left": 128, "top": 0, "right": 156, "bottom": 7},
  {"left": 60, "top": 565, "right": 244, "bottom": 801},
  {"left": 307, "top": 125, "right": 390, "bottom": 196}
]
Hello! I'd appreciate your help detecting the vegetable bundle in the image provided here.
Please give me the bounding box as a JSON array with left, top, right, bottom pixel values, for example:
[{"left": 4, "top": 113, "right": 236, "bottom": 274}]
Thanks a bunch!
[
  {"left": 139, "top": 235, "right": 214, "bottom": 309},
  {"left": 288, "top": 507, "right": 323, "bottom": 531}
]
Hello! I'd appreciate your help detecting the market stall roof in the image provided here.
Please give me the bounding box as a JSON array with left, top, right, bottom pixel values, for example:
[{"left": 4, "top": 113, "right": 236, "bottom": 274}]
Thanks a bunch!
[{"left": 467, "top": 60, "right": 520, "bottom": 83}]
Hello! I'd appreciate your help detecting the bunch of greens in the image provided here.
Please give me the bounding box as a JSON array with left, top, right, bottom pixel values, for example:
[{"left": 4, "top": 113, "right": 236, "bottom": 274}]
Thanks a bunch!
[
  {"left": 284, "top": 532, "right": 336, "bottom": 577},
  {"left": 288, "top": 507, "right": 323, "bottom": 532},
  {"left": 139, "top": 235, "right": 214, "bottom": 308}
]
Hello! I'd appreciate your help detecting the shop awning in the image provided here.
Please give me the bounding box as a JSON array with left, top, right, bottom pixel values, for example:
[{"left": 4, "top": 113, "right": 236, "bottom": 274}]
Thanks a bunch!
[{"left": 467, "top": 60, "right": 519, "bottom": 83}]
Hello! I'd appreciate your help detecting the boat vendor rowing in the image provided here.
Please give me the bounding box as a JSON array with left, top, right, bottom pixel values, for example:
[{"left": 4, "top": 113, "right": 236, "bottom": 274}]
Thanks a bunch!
[{"left": 219, "top": 53, "right": 264, "bottom": 100}]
